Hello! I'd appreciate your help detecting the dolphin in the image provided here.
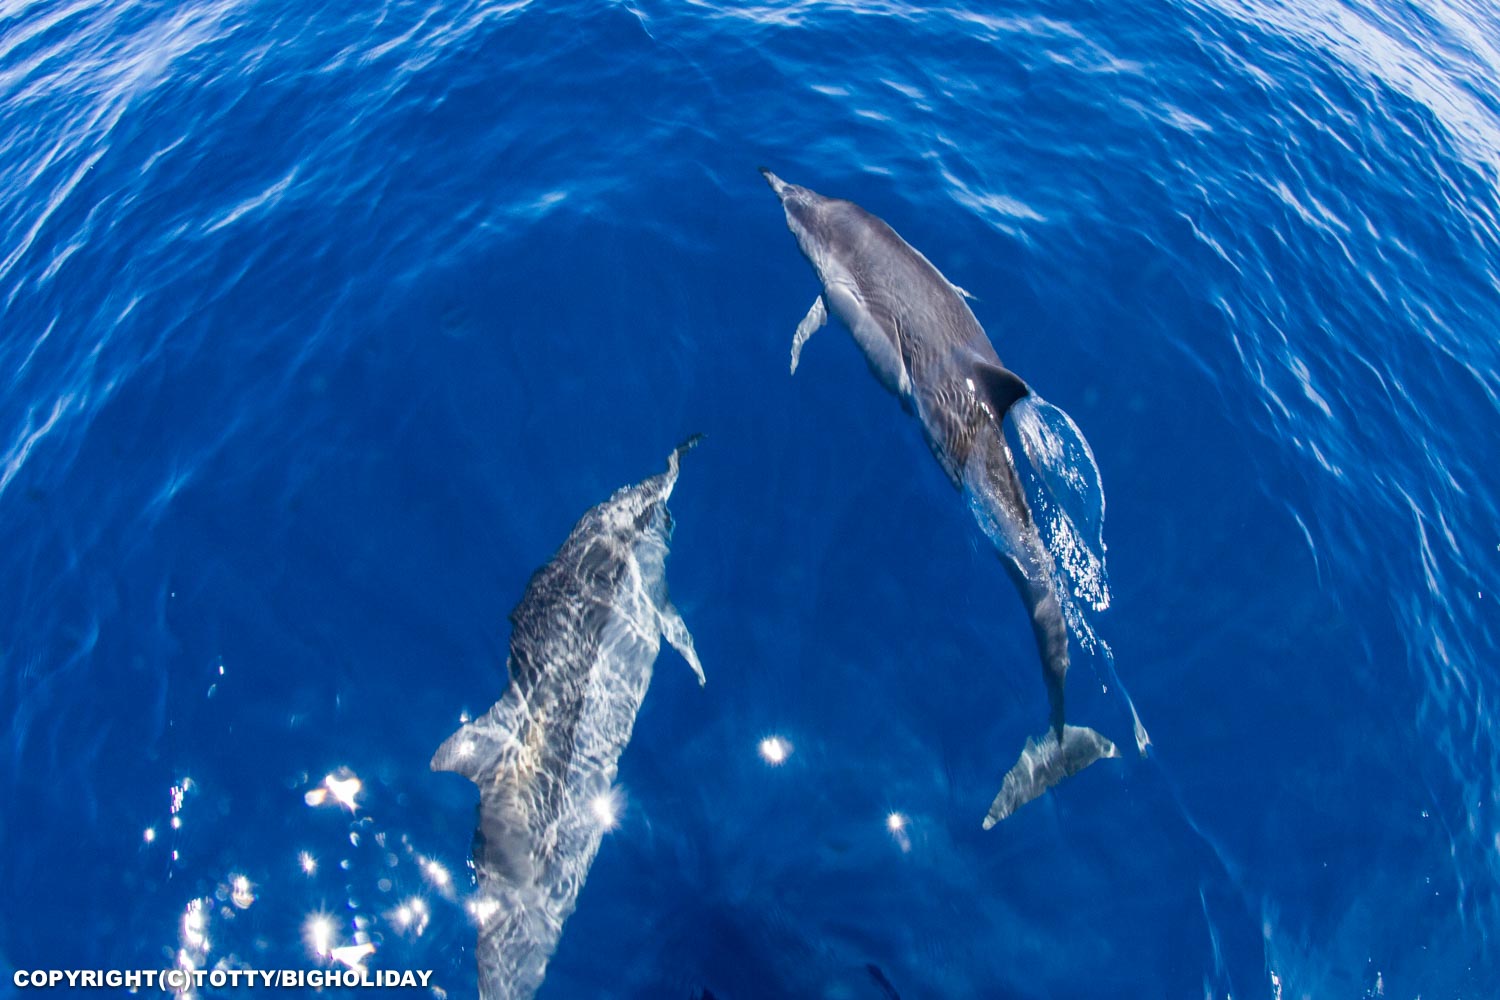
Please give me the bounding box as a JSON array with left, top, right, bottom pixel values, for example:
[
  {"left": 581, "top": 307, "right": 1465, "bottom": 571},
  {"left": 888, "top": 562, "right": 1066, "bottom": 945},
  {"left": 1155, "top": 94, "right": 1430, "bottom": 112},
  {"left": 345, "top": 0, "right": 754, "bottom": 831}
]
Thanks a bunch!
[
  {"left": 431, "top": 437, "right": 705, "bottom": 1000},
  {"left": 761, "top": 169, "right": 1118, "bottom": 826}
]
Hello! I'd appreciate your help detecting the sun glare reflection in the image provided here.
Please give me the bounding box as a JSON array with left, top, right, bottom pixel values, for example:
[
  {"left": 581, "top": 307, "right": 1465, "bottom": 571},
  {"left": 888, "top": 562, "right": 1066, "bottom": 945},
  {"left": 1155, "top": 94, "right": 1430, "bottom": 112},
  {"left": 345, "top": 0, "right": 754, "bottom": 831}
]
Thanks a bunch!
[
  {"left": 886, "top": 811, "right": 912, "bottom": 853},
  {"left": 180, "top": 900, "right": 208, "bottom": 951},
  {"left": 390, "top": 896, "right": 430, "bottom": 936},
  {"left": 170, "top": 779, "right": 191, "bottom": 814},
  {"left": 419, "top": 856, "right": 455, "bottom": 899},
  {"left": 230, "top": 874, "right": 255, "bottom": 909},
  {"left": 330, "top": 941, "right": 376, "bottom": 969},
  {"left": 758, "top": 735, "right": 792, "bottom": 765},
  {"left": 304, "top": 771, "right": 362, "bottom": 811},
  {"left": 467, "top": 895, "right": 501, "bottom": 928},
  {"left": 589, "top": 787, "right": 624, "bottom": 831},
  {"left": 304, "top": 912, "right": 335, "bottom": 958}
]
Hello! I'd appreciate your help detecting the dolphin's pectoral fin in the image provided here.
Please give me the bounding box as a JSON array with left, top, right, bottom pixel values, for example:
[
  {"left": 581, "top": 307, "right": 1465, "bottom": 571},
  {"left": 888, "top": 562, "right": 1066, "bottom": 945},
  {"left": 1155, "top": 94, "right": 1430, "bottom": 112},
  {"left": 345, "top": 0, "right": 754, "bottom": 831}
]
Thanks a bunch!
[
  {"left": 973, "top": 362, "right": 1030, "bottom": 423},
  {"left": 790, "top": 295, "right": 827, "bottom": 374},
  {"left": 660, "top": 601, "right": 705, "bottom": 685},
  {"left": 982, "top": 724, "right": 1120, "bottom": 828}
]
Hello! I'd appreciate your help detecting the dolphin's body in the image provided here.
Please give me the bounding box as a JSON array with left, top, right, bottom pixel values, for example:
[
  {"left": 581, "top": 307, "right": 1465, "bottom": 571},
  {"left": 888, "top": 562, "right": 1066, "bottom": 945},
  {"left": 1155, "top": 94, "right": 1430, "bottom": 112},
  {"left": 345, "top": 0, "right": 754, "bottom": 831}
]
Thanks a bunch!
[
  {"left": 431, "top": 438, "right": 705, "bottom": 1000},
  {"left": 762, "top": 170, "right": 1117, "bottom": 826}
]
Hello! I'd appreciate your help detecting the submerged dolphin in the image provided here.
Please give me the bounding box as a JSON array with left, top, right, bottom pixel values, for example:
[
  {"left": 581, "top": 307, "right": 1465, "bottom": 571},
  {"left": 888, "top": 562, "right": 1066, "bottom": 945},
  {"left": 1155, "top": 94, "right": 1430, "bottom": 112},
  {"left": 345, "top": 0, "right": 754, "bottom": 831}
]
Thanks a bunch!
[
  {"left": 431, "top": 437, "right": 705, "bottom": 1000},
  {"left": 762, "top": 169, "right": 1118, "bottom": 826}
]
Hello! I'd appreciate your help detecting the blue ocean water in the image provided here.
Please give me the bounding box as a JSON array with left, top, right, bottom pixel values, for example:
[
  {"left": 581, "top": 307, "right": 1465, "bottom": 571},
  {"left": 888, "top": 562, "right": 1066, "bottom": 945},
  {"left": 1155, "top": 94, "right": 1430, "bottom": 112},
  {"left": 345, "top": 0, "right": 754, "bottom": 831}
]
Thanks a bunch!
[{"left": 2, "top": 0, "right": 1498, "bottom": 996}]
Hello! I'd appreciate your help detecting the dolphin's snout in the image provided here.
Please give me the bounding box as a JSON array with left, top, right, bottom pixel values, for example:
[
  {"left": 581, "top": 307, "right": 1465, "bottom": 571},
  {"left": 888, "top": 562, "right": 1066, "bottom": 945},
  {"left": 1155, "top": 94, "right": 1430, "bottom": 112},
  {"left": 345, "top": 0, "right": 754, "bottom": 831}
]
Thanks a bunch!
[{"left": 759, "top": 167, "right": 789, "bottom": 199}]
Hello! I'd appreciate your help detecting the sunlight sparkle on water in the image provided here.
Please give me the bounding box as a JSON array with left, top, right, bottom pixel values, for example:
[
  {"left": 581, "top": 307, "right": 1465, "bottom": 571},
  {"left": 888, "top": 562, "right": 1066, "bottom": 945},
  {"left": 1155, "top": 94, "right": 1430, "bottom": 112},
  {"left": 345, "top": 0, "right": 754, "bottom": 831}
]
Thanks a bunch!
[
  {"left": 170, "top": 778, "right": 191, "bottom": 814},
  {"left": 468, "top": 895, "right": 501, "bottom": 927},
  {"left": 304, "top": 913, "right": 335, "bottom": 958},
  {"left": 887, "top": 811, "right": 912, "bottom": 852},
  {"left": 758, "top": 735, "right": 792, "bottom": 765},
  {"left": 421, "top": 857, "right": 452, "bottom": 893},
  {"left": 230, "top": 874, "right": 255, "bottom": 909},
  {"left": 331, "top": 942, "right": 376, "bottom": 969},
  {"left": 299, "top": 850, "right": 317, "bottom": 875},
  {"left": 390, "top": 897, "right": 429, "bottom": 936},
  {"left": 143, "top": 827, "right": 156, "bottom": 843},
  {"left": 181, "top": 900, "right": 208, "bottom": 951},
  {"left": 304, "top": 771, "right": 362, "bottom": 811},
  {"left": 590, "top": 787, "right": 623, "bottom": 830}
]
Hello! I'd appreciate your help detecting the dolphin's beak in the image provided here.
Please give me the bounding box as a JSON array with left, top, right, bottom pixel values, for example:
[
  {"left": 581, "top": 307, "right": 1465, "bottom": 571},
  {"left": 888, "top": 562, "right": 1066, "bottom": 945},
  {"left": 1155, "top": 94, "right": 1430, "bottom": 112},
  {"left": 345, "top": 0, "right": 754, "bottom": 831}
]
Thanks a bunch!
[{"left": 759, "top": 167, "right": 789, "bottom": 199}]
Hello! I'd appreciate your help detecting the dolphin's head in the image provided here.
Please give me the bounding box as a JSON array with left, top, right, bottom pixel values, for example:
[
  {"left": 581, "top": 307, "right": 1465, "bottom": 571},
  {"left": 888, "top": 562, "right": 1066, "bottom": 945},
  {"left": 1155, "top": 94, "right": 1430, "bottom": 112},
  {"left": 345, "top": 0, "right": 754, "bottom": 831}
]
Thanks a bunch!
[
  {"left": 591, "top": 434, "right": 702, "bottom": 586},
  {"left": 760, "top": 168, "right": 835, "bottom": 272}
]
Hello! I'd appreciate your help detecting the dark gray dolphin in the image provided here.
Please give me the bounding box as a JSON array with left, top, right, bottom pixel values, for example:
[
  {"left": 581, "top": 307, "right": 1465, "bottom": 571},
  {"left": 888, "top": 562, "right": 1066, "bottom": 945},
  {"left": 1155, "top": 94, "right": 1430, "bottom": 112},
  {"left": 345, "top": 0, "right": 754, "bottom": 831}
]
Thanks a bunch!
[
  {"left": 761, "top": 169, "right": 1117, "bottom": 826},
  {"left": 431, "top": 437, "right": 705, "bottom": 1000}
]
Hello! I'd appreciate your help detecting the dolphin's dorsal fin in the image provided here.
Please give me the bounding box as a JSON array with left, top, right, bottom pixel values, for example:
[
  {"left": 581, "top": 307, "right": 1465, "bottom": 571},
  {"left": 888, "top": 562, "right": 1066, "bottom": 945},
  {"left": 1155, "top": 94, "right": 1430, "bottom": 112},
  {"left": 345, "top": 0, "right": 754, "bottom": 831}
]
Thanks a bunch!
[
  {"left": 972, "top": 362, "right": 1030, "bottom": 422},
  {"left": 430, "top": 719, "right": 541, "bottom": 879},
  {"left": 790, "top": 295, "right": 827, "bottom": 374},
  {"left": 431, "top": 717, "right": 512, "bottom": 785}
]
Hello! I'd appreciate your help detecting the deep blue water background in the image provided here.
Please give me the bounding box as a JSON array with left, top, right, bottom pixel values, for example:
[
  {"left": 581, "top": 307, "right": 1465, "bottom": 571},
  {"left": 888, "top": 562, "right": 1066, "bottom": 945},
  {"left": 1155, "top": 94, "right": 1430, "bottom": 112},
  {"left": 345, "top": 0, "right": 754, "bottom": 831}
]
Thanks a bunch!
[{"left": 3, "top": 0, "right": 1499, "bottom": 996}]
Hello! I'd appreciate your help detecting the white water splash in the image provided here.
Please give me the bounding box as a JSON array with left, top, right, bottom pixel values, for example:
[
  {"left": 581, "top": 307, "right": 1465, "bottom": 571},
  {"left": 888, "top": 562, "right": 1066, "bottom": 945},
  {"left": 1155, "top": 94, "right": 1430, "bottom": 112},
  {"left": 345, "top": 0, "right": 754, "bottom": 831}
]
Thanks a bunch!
[
  {"left": 1010, "top": 396, "right": 1110, "bottom": 616},
  {"left": 1011, "top": 395, "right": 1151, "bottom": 755}
]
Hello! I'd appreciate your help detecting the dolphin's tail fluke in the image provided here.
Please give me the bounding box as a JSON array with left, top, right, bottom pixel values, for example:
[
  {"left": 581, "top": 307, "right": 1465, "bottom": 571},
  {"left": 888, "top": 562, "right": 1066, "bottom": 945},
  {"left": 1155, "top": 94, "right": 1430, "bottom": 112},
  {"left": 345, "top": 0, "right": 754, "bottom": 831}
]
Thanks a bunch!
[
  {"left": 982, "top": 725, "right": 1119, "bottom": 828},
  {"left": 759, "top": 167, "right": 789, "bottom": 198}
]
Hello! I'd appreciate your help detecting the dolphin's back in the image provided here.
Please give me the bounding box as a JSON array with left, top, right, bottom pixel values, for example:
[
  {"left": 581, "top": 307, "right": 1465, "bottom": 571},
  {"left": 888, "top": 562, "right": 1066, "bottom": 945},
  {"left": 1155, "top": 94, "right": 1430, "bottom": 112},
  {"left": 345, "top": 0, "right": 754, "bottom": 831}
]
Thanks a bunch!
[
  {"left": 430, "top": 439, "right": 704, "bottom": 1000},
  {"left": 765, "top": 172, "right": 1121, "bottom": 825},
  {"left": 784, "top": 184, "right": 1012, "bottom": 480},
  {"left": 814, "top": 196, "right": 995, "bottom": 369}
]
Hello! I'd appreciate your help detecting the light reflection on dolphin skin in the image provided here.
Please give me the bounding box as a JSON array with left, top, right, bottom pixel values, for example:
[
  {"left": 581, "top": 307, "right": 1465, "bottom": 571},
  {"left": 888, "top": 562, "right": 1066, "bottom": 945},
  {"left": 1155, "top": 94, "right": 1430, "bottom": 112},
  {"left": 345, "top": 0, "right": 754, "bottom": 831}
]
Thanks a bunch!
[
  {"left": 762, "top": 169, "right": 1120, "bottom": 826},
  {"left": 431, "top": 437, "right": 705, "bottom": 1000}
]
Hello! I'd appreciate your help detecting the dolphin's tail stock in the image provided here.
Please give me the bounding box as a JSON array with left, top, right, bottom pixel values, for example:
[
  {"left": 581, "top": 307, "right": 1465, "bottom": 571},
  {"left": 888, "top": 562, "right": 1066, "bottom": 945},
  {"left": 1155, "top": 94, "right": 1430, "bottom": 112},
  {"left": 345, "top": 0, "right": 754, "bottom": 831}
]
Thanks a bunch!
[{"left": 982, "top": 724, "right": 1119, "bottom": 828}]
